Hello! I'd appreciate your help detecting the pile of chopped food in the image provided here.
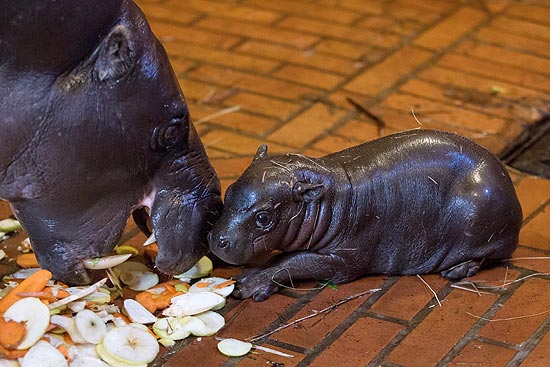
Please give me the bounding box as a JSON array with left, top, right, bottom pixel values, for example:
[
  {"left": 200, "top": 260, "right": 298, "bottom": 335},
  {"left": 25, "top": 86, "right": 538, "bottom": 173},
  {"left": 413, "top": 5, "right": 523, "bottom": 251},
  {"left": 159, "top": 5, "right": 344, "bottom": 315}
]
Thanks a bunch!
[{"left": 0, "top": 218, "right": 252, "bottom": 367}]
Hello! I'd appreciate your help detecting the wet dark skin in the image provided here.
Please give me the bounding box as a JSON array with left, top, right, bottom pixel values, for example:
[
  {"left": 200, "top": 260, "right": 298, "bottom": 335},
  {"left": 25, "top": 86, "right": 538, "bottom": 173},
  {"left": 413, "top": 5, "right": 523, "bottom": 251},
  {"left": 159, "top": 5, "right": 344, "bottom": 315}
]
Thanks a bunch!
[
  {"left": 0, "top": 0, "right": 222, "bottom": 285},
  {"left": 210, "top": 130, "right": 522, "bottom": 301}
]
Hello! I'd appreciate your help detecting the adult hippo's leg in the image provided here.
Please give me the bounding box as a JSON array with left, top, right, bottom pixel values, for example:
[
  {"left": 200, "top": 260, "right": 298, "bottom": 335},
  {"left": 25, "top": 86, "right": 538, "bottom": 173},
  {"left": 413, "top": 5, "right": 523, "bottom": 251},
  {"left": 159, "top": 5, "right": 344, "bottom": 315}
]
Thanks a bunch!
[{"left": 233, "top": 252, "right": 348, "bottom": 301}]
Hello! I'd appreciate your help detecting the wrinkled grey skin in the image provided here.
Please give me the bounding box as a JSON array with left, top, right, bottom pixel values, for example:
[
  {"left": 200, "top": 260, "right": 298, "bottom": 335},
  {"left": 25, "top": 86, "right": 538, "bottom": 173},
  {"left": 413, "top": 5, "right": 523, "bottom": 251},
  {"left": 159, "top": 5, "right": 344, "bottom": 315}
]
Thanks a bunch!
[
  {"left": 210, "top": 130, "right": 522, "bottom": 301},
  {"left": 0, "top": 0, "right": 222, "bottom": 284}
]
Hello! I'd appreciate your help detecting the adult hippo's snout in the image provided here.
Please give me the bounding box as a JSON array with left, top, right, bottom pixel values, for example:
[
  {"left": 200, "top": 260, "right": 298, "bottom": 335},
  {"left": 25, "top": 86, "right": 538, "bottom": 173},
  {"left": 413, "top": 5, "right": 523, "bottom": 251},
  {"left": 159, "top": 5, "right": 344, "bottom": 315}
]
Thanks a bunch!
[{"left": 148, "top": 125, "right": 223, "bottom": 275}]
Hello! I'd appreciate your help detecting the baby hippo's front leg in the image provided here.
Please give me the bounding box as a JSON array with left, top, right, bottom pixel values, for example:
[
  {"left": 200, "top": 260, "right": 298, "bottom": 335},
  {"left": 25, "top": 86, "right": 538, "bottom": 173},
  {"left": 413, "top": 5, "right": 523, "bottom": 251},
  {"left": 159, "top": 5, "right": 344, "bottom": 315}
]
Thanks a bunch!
[{"left": 233, "top": 252, "right": 341, "bottom": 301}]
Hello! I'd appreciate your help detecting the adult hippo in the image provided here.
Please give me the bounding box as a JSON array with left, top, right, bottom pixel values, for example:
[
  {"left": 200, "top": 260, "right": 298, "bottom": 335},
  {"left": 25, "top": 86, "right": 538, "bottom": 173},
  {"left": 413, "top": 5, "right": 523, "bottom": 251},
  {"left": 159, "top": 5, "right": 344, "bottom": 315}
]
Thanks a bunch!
[
  {"left": 0, "top": 0, "right": 222, "bottom": 284},
  {"left": 210, "top": 130, "right": 522, "bottom": 301}
]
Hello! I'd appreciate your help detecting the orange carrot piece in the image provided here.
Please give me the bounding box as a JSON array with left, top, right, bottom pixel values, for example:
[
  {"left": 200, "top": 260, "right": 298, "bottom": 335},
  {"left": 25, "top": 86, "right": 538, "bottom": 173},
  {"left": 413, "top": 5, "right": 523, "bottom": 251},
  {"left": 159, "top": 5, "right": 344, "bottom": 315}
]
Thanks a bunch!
[
  {"left": 0, "top": 344, "right": 28, "bottom": 359},
  {"left": 16, "top": 253, "right": 40, "bottom": 268},
  {"left": 135, "top": 292, "right": 157, "bottom": 313},
  {"left": 214, "top": 280, "right": 236, "bottom": 289},
  {"left": 0, "top": 269, "right": 52, "bottom": 313},
  {"left": 0, "top": 318, "right": 26, "bottom": 350},
  {"left": 63, "top": 333, "right": 75, "bottom": 345},
  {"left": 144, "top": 243, "right": 158, "bottom": 261},
  {"left": 195, "top": 282, "right": 210, "bottom": 288},
  {"left": 57, "top": 344, "right": 71, "bottom": 362}
]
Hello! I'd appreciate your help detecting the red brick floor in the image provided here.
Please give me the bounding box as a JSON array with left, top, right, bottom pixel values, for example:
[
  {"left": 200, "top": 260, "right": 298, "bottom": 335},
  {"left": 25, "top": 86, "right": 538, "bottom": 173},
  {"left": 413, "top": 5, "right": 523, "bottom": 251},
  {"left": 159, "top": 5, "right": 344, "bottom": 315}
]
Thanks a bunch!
[{"left": 2, "top": 0, "right": 550, "bottom": 366}]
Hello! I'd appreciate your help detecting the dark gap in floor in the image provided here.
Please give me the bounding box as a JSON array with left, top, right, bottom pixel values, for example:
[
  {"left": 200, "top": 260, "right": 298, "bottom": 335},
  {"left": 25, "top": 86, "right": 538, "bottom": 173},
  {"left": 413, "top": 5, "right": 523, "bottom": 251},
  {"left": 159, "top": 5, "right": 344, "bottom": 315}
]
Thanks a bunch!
[{"left": 500, "top": 115, "right": 550, "bottom": 179}]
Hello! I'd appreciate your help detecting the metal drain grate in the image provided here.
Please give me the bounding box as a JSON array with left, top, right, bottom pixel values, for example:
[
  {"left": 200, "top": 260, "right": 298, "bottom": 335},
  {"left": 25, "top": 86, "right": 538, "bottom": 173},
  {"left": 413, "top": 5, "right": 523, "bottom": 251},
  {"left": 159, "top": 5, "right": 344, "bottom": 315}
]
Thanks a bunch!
[{"left": 500, "top": 116, "right": 550, "bottom": 179}]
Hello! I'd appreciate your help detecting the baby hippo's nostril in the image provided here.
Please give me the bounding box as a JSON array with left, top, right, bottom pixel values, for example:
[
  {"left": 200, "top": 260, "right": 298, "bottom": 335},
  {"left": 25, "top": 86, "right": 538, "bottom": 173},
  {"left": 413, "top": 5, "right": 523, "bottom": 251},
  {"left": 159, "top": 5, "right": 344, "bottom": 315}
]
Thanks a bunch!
[{"left": 219, "top": 238, "right": 231, "bottom": 249}]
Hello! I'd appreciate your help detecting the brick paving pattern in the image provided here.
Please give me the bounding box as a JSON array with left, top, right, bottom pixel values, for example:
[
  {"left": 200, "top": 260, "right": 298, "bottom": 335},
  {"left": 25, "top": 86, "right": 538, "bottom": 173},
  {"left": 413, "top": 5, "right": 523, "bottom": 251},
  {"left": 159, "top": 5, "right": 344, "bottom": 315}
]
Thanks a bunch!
[{"left": 2, "top": 0, "right": 550, "bottom": 366}]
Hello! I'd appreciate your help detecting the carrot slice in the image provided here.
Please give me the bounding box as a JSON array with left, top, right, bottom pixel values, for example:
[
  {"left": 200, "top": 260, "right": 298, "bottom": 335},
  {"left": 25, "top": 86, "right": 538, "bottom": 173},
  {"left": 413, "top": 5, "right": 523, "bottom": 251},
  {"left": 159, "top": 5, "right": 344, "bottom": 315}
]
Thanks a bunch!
[
  {"left": 215, "top": 280, "right": 236, "bottom": 289},
  {"left": 0, "top": 344, "right": 28, "bottom": 359},
  {"left": 16, "top": 253, "right": 40, "bottom": 268},
  {"left": 57, "top": 344, "right": 71, "bottom": 362},
  {"left": 0, "top": 269, "right": 52, "bottom": 313},
  {"left": 0, "top": 318, "right": 26, "bottom": 349}
]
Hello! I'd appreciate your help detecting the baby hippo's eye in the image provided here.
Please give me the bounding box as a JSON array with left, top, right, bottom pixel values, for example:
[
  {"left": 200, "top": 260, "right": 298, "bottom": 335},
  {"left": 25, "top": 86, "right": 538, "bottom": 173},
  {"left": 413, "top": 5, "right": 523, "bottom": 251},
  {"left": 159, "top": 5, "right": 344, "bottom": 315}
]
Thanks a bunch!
[{"left": 255, "top": 211, "right": 272, "bottom": 229}]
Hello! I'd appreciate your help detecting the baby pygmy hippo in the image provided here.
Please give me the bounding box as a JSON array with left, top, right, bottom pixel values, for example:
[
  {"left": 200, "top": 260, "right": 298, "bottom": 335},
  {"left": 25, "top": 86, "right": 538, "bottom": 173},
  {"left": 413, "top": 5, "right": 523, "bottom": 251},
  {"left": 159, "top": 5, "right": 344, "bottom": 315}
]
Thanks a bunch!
[{"left": 209, "top": 129, "right": 522, "bottom": 301}]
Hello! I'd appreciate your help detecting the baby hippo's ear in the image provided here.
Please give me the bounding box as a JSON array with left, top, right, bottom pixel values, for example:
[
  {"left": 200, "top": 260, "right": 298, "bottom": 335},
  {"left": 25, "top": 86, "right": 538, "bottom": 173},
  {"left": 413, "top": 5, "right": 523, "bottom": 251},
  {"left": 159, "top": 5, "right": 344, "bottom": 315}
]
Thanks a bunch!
[
  {"left": 253, "top": 144, "right": 268, "bottom": 161},
  {"left": 293, "top": 182, "right": 325, "bottom": 202}
]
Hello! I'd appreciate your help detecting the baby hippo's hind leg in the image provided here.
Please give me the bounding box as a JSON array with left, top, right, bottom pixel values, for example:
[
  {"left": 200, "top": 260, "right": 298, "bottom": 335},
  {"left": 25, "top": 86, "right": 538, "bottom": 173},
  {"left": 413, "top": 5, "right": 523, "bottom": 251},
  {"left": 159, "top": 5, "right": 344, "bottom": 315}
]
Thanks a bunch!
[
  {"left": 233, "top": 252, "right": 344, "bottom": 301},
  {"left": 440, "top": 259, "right": 482, "bottom": 279}
]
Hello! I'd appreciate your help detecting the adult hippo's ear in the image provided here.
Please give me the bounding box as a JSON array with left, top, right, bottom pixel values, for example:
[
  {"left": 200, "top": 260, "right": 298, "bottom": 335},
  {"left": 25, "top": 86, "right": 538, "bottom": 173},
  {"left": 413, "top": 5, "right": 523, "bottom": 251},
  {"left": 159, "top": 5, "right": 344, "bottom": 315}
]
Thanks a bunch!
[
  {"left": 253, "top": 144, "right": 268, "bottom": 161},
  {"left": 94, "top": 25, "right": 134, "bottom": 84},
  {"left": 293, "top": 181, "right": 325, "bottom": 202}
]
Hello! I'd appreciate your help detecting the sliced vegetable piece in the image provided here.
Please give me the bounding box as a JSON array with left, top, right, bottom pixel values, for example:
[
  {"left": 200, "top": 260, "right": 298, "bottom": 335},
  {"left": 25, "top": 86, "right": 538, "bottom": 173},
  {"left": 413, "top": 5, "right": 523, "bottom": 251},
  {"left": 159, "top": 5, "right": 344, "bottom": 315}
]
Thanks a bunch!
[
  {"left": 162, "top": 292, "right": 225, "bottom": 317},
  {"left": 4, "top": 297, "right": 50, "bottom": 350},
  {"left": 0, "top": 219, "right": 21, "bottom": 233},
  {"left": 82, "top": 254, "right": 132, "bottom": 270},
  {"left": 114, "top": 245, "right": 140, "bottom": 257},
  {"left": 70, "top": 356, "right": 110, "bottom": 367},
  {"left": 48, "top": 278, "right": 107, "bottom": 310},
  {"left": 15, "top": 253, "right": 39, "bottom": 269},
  {"left": 0, "top": 269, "right": 52, "bottom": 313},
  {"left": 74, "top": 309, "right": 107, "bottom": 344},
  {"left": 0, "top": 318, "right": 26, "bottom": 350},
  {"left": 217, "top": 338, "right": 252, "bottom": 357}
]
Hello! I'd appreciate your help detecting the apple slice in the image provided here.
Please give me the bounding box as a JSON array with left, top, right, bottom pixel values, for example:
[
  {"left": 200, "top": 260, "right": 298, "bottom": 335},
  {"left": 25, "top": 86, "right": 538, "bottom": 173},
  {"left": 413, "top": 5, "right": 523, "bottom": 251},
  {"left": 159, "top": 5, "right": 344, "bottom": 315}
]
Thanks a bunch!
[
  {"left": 123, "top": 299, "right": 157, "bottom": 324},
  {"left": 74, "top": 309, "right": 107, "bottom": 344},
  {"left": 50, "top": 315, "right": 88, "bottom": 344},
  {"left": 120, "top": 270, "right": 159, "bottom": 291},
  {"left": 0, "top": 218, "right": 21, "bottom": 233},
  {"left": 4, "top": 297, "right": 50, "bottom": 350},
  {"left": 174, "top": 256, "right": 213, "bottom": 280},
  {"left": 102, "top": 325, "right": 159, "bottom": 365},
  {"left": 82, "top": 254, "right": 132, "bottom": 270},
  {"left": 96, "top": 344, "right": 147, "bottom": 367},
  {"left": 152, "top": 317, "right": 191, "bottom": 341},
  {"left": 195, "top": 311, "right": 226, "bottom": 336},
  {"left": 189, "top": 277, "right": 235, "bottom": 297},
  {"left": 21, "top": 340, "right": 68, "bottom": 367},
  {"left": 217, "top": 338, "right": 252, "bottom": 357},
  {"left": 162, "top": 292, "right": 225, "bottom": 317}
]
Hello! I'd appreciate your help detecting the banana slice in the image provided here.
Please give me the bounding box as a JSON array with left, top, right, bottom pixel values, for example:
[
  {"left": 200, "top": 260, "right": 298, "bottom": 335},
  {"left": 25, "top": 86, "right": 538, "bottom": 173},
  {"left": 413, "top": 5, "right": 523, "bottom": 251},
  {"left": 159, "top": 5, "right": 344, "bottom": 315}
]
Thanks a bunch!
[
  {"left": 217, "top": 338, "right": 252, "bottom": 357},
  {"left": 101, "top": 325, "right": 159, "bottom": 365},
  {"left": 21, "top": 340, "right": 68, "bottom": 367},
  {"left": 4, "top": 297, "right": 50, "bottom": 350},
  {"left": 74, "top": 309, "right": 107, "bottom": 344},
  {"left": 162, "top": 292, "right": 224, "bottom": 317}
]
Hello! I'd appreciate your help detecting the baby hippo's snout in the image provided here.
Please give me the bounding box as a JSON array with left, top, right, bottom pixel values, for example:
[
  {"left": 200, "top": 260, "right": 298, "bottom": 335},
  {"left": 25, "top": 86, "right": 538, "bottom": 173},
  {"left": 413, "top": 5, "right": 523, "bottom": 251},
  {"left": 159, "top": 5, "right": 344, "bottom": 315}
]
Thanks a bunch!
[{"left": 209, "top": 229, "right": 247, "bottom": 266}]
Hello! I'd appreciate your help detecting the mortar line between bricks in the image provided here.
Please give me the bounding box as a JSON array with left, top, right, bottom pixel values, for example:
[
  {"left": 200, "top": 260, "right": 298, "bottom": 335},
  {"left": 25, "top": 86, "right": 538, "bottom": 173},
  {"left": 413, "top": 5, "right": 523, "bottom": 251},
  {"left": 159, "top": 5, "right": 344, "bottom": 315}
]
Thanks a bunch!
[
  {"left": 506, "top": 318, "right": 550, "bottom": 367},
  {"left": 434, "top": 275, "right": 527, "bottom": 366},
  {"left": 292, "top": 276, "right": 400, "bottom": 367},
  {"left": 366, "top": 281, "right": 455, "bottom": 367},
  {"left": 521, "top": 199, "right": 550, "bottom": 227}
]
